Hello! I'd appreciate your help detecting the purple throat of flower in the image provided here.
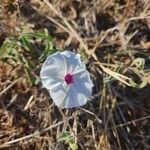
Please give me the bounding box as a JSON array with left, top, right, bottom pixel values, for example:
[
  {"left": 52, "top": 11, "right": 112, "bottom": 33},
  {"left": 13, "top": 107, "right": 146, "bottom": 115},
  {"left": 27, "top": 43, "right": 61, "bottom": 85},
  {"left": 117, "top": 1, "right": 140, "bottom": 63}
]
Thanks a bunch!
[{"left": 64, "top": 74, "right": 74, "bottom": 84}]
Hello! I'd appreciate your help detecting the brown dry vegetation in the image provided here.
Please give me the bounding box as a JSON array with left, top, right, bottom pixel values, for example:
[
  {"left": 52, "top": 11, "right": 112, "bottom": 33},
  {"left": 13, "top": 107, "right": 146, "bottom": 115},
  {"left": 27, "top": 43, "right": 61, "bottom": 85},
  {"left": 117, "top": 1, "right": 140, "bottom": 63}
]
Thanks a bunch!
[{"left": 0, "top": 0, "right": 150, "bottom": 149}]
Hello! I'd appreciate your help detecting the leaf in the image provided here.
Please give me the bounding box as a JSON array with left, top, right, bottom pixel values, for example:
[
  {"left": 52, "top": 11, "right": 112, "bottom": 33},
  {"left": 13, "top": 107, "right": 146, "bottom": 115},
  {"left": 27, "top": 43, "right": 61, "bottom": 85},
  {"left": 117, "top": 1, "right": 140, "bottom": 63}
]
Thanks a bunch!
[
  {"left": 16, "top": 53, "right": 36, "bottom": 85},
  {"left": 57, "top": 132, "right": 71, "bottom": 142},
  {"left": 0, "top": 41, "right": 9, "bottom": 57},
  {"left": 39, "top": 42, "right": 57, "bottom": 62},
  {"left": 24, "top": 66, "right": 36, "bottom": 85},
  {"left": 130, "top": 58, "right": 145, "bottom": 71},
  {"left": 19, "top": 29, "right": 57, "bottom": 62},
  {"left": 129, "top": 71, "right": 149, "bottom": 88},
  {"left": 69, "top": 139, "right": 78, "bottom": 150},
  {"left": 103, "top": 62, "right": 122, "bottom": 83},
  {"left": 129, "top": 78, "right": 148, "bottom": 88},
  {"left": 20, "top": 29, "right": 52, "bottom": 42},
  {"left": 129, "top": 58, "right": 148, "bottom": 88},
  {"left": 20, "top": 36, "right": 34, "bottom": 51},
  {"left": 0, "top": 38, "right": 19, "bottom": 58},
  {"left": 57, "top": 132, "right": 77, "bottom": 150},
  {"left": 0, "top": 29, "right": 56, "bottom": 85}
]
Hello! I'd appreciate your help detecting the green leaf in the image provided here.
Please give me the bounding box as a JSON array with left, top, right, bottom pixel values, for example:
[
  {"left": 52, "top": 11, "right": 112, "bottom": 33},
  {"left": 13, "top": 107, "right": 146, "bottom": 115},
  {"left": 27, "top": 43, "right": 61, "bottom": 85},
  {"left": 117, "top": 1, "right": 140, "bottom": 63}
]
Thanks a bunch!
[
  {"left": 129, "top": 58, "right": 148, "bottom": 88},
  {"left": 24, "top": 66, "right": 36, "bottom": 85},
  {"left": 129, "top": 78, "right": 148, "bottom": 88},
  {"left": 39, "top": 42, "right": 57, "bottom": 62},
  {"left": 20, "top": 29, "right": 52, "bottom": 42},
  {"left": 0, "top": 29, "right": 56, "bottom": 85},
  {"left": 103, "top": 62, "right": 122, "bottom": 83},
  {"left": 20, "top": 36, "right": 34, "bottom": 51},
  {"left": 130, "top": 58, "right": 145, "bottom": 71},
  {"left": 69, "top": 139, "right": 78, "bottom": 150},
  {"left": 57, "top": 132, "right": 71, "bottom": 142},
  {"left": 0, "top": 39, "right": 19, "bottom": 58},
  {"left": 57, "top": 132, "right": 77, "bottom": 150}
]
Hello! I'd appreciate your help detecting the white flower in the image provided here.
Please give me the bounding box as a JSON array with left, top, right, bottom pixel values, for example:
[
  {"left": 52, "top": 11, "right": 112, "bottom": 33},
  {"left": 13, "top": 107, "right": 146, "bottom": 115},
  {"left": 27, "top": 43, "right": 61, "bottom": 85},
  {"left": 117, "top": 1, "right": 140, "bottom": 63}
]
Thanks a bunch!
[{"left": 40, "top": 50, "right": 94, "bottom": 108}]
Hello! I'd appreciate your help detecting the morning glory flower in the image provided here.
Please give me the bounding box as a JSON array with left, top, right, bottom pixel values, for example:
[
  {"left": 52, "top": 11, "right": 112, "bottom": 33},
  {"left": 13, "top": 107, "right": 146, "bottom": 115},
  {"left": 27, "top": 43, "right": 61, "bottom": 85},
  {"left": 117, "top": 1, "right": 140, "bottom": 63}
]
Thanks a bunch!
[{"left": 40, "top": 50, "right": 94, "bottom": 108}]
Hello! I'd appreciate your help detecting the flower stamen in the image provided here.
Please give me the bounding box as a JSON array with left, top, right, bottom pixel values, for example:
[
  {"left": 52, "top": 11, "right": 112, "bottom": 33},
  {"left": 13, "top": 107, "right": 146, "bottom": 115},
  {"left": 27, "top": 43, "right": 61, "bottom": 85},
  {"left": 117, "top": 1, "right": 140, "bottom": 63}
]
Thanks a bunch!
[{"left": 65, "top": 74, "right": 74, "bottom": 84}]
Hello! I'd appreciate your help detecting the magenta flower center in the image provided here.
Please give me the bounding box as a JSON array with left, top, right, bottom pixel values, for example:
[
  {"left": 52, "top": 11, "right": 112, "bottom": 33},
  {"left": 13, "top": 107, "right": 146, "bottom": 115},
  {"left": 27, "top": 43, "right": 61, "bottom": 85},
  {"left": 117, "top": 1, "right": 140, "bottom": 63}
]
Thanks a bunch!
[{"left": 64, "top": 74, "right": 74, "bottom": 84}]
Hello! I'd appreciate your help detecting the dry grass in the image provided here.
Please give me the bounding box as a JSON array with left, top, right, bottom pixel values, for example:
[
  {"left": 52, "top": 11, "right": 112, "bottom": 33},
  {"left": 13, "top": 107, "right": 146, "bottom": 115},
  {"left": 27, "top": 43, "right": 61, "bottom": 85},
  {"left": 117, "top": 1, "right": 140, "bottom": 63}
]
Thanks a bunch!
[{"left": 0, "top": 0, "right": 150, "bottom": 149}]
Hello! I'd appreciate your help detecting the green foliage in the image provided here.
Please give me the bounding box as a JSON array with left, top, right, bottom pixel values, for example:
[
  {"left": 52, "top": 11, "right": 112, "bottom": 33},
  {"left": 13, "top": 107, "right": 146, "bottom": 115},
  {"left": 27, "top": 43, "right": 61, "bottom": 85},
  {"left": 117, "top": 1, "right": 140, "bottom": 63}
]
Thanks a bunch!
[
  {"left": 0, "top": 38, "right": 20, "bottom": 58},
  {"left": 19, "top": 29, "right": 56, "bottom": 62},
  {"left": 130, "top": 58, "right": 145, "bottom": 71},
  {"left": 129, "top": 58, "right": 149, "bottom": 88},
  {"left": 57, "top": 131, "right": 77, "bottom": 150},
  {"left": 102, "top": 58, "right": 149, "bottom": 88},
  {"left": 0, "top": 29, "right": 57, "bottom": 85},
  {"left": 103, "top": 62, "right": 122, "bottom": 83}
]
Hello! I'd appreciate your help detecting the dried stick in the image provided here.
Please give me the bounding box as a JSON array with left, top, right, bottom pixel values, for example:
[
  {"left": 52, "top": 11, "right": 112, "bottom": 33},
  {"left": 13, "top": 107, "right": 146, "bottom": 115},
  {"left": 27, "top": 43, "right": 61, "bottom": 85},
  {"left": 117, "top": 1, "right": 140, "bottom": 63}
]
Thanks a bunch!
[
  {"left": 42, "top": 0, "right": 131, "bottom": 86},
  {"left": 0, "top": 116, "right": 73, "bottom": 148}
]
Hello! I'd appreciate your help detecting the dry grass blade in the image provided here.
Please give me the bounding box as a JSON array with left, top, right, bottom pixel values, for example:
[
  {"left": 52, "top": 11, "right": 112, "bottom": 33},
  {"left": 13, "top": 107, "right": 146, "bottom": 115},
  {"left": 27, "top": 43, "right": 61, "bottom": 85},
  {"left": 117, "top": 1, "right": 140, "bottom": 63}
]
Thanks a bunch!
[
  {"left": 108, "top": 115, "right": 150, "bottom": 130},
  {"left": 43, "top": 0, "right": 89, "bottom": 53},
  {"left": 99, "top": 134, "right": 110, "bottom": 150},
  {"left": 0, "top": 116, "right": 73, "bottom": 148},
  {"left": 43, "top": 0, "right": 132, "bottom": 86},
  {"left": 0, "top": 0, "right": 150, "bottom": 149},
  {"left": 0, "top": 78, "right": 21, "bottom": 97},
  {"left": 96, "top": 59, "right": 131, "bottom": 86},
  {"left": 24, "top": 95, "right": 34, "bottom": 110}
]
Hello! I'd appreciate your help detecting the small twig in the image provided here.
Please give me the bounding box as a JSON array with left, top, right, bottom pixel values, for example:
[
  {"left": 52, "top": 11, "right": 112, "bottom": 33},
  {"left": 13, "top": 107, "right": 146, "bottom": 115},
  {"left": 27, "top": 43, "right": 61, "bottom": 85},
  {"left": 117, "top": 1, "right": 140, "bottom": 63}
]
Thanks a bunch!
[
  {"left": 0, "top": 116, "right": 73, "bottom": 148},
  {"left": 42, "top": 0, "right": 132, "bottom": 86},
  {"left": 6, "top": 94, "right": 17, "bottom": 109},
  {"left": 79, "top": 107, "right": 102, "bottom": 124},
  {"left": 0, "top": 78, "right": 21, "bottom": 97},
  {"left": 43, "top": 0, "right": 89, "bottom": 53},
  {"left": 24, "top": 95, "right": 34, "bottom": 110},
  {"left": 127, "top": 13, "right": 150, "bottom": 22},
  {"left": 108, "top": 115, "right": 150, "bottom": 130},
  {"left": 31, "top": 4, "right": 71, "bottom": 34},
  {"left": 90, "top": 120, "right": 98, "bottom": 149},
  {"left": 90, "top": 26, "right": 118, "bottom": 55}
]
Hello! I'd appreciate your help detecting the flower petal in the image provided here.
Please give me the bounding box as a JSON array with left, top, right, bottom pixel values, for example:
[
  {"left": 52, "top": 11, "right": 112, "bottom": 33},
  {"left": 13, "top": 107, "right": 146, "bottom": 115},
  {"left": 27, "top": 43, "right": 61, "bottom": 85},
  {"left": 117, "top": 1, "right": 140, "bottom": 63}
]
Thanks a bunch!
[
  {"left": 62, "top": 51, "right": 86, "bottom": 74},
  {"left": 40, "top": 51, "right": 67, "bottom": 78},
  {"left": 73, "top": 69, "right": 94, "bottom": 97},
  {"left": 40, "top": 52, "right": 67, "bottom": 89},
  {"left": 49, "top": 82, "right": 69, "bottom": 108},
  {"left": 49, "top": 82, "right": 89, "bottom": 108},
  {"left": 41, "top": 77, "right": 63, "bottom": 90},
  {"left": 64, "top": 84, "right": 88, "bottom": 108}
]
